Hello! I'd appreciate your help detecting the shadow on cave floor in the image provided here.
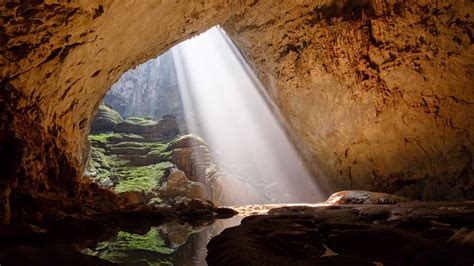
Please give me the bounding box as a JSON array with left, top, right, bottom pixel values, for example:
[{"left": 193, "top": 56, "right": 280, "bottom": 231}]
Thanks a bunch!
[{"left": 1, "top": 200, "right": 473, "bottom": 266}]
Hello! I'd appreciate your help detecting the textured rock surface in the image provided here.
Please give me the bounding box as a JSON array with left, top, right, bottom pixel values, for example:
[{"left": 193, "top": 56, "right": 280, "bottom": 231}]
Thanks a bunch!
[
  {"left": 103, "top": 51, "right": 187, "bottom": 132},
  {"left": 90, "top": 104, "right": 122, "bottom": 133},
  {"left": 326, "top": 190, "right": 410, "bottom": 204},
  {"left": 0, "top": 0, "right": 473, "bottom": 222},
  {"left": 224, "top": 1, "right": 474, "bottom": 199},
  {"left": 207, "top": 202, "right": 474, "bottom": 265}
]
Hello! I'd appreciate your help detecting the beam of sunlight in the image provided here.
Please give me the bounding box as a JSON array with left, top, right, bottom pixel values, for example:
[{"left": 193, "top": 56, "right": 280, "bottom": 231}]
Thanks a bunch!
[{"left": 171, "top": 26, "right": 324, "bottom": 205}]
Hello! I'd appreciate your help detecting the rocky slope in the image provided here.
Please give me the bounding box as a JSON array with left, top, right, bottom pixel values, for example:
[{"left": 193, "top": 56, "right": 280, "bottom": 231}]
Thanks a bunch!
[
  {"left": 0, "top": 0, "right": 473, "bottom": 223},
  {"left": 87, "top": 105, "right": 265, "bottom": 207}
]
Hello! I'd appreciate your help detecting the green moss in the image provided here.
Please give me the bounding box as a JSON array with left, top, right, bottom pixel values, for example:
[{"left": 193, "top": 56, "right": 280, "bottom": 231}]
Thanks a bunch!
[
  {"left": 88, "top": 133, "right": 114, "bottom": 146},
  {"left": 114, "top": 162, "right": 174, "bottom": 194},
  {"left": 112, "top": 141, "right": 145, "bottom": 148},
  {"left": 84, "top": 227, "right": 175, "bottom": 265},
  {"left": 88, "top": 146, "right": 113, "bottom": 182},
  {"left": 98, "top": 105, "right": 123, "bottom": 124},
  {"left": 125, "top": 116, "right": 157, "bottom": 126},
  {"left": 143, "top": 142, "right": 168, "bottom": 152},
  {"left": 166, "top": 134, "right": 205, "bottom": 151},
  {"left": 108, "top": 133, "right": 145, "bottom": 144},
  {"left": 109, "top": 146, "right": 150, "bottom": 156}
]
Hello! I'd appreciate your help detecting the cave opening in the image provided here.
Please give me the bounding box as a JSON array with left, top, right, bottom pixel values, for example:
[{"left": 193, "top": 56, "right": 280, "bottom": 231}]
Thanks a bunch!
[
  {"left": 84, "top": 26, "right": 325, "bottom": 264},
  {"left": 1, "top": 1, "right": 473, "bottom": 265},
  {"left": 88, "top": 26, "right": 324, "bottom": 206}
]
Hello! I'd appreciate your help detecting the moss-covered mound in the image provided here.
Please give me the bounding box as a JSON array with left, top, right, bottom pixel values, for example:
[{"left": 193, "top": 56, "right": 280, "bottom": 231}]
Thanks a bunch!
[
  {"left": 114, "top": 117, "right": 158, "bottom": 135},
  {"left": 87, "top": 114, "right": 212, "bottom": 206},
  {"left": 113, "top": 115, "right": 180, "bottom": 142},
  {"left": 90, "top": 105, "right": 123, "bottom": 133},
  {"left": 83, "top": 227, "right": 175, "bottom": 265}
]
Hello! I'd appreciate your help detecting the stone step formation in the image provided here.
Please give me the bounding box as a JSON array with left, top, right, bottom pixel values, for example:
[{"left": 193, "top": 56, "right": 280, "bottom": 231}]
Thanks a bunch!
[{"left": 88, "top": 104, "right": 210, "bottom": 207}]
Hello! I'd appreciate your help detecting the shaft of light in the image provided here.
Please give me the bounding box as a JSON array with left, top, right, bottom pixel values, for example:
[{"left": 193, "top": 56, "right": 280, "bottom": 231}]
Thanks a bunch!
[{"left": 171, "top": 26, "right": 324, "bottom": 204}]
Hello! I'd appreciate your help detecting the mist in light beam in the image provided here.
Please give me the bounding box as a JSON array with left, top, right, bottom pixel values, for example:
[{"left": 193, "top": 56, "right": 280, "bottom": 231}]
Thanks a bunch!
[{"left": 171, "top": 26, "right": 324, "bottom": 204}]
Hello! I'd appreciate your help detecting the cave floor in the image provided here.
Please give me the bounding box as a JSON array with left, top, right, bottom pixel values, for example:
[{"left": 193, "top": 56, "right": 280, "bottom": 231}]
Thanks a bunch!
[
  {"left": 0, "top": 202, "right": 473, "bottom": 265},
  {"left": 209, "top": 201, "right": 474, "bottom": 266}
]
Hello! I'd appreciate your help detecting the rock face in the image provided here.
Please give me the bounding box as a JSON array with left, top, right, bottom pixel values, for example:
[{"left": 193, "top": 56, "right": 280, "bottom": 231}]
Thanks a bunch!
[
  {"left": 88, "top": 119, "right": 207, "bottom": 206},
  {"left": 90, "top": 105, "right": 123, "bottom": 134},
  {"left": 103, "top": 51, "right": 187, "bottom": 133},
  {"left": 113, "top": 115, "right": 180, "bottom": 142},
  {"left": 0, "top": 0, "right": 473, "bottom": 222},
  {"left": 224, "top": 1, "right": 474, "bottom": 200}
]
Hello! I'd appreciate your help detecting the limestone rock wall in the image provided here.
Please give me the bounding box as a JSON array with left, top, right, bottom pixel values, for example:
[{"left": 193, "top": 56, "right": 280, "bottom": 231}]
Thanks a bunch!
[
  {"left": 223, "top": 0, "right": 474, "bottom": 200},
  {"left": 0, "top": 0, "right": 473, "bottom": 221},
  {"left": 1, "top": 0, "right": 251, "bottom": 213}
]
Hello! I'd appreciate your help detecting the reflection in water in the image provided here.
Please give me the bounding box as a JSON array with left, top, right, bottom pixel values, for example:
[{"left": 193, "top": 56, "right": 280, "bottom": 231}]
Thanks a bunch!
[{"left": 84, "top": 216, "right": 243, "bottom": 266}]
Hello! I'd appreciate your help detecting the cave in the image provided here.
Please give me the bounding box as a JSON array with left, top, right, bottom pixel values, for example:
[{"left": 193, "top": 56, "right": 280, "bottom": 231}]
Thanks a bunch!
[{"left": 1, "top": 1, "right": 473, "bottom": 265}]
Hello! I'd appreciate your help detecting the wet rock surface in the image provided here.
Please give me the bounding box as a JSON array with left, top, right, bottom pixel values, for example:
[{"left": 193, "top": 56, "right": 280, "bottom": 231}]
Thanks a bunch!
[
  {"left": 0, "top": 203, "right": 236, "bottom": 266},
  {"left": 207, "top": 202, "right": 474, "bottom": 266}
]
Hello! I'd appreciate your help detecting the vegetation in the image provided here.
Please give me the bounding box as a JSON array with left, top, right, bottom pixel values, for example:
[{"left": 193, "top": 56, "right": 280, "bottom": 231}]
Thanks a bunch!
[
  {"left": 125, "top": 116, "right": 157, "bottom": 126},
  {"left": 114, "top": 162, "right": 174, "bottom": 194},
  {"left": 89, "top": 133, "right": 116, "bottom": 147},
  {"left": 98, "top": 105, "right": 123, "bottom": 124},
  {"left": 84, "top": 227, "right": 175, "bottom": 265}
]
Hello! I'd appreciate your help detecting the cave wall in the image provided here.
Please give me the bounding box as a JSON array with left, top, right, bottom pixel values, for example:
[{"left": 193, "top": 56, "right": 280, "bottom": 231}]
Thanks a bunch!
[
  {"left": 1, "top": 0, "right": 473, "bottom": 219},
  {"left": 223, "top": 0, "right": 474, "bottom": 200}
]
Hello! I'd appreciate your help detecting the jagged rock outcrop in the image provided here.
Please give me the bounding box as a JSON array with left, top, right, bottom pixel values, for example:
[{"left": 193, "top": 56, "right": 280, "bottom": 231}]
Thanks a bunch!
[{"left": 0, "top": 0, "right": 473, "bottom": 223}]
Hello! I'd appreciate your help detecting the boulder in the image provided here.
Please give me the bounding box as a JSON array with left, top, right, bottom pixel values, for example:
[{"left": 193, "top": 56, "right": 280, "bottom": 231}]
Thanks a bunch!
[
  {"left": 114, "top": 117, "right": 159, "bottom": 136},
  {"left": 166, "top": 134, "right": 206, "bottom": 151},
  {"left": 156, "top": 115, "right": 180, "bottom": 142},
  {"left": 326, "top": 190, "right": 411, "bottom": 205},
  {"left": 157, "top": 169, "right": 208, "bottom": 203},
  {"left": 118, "top": 191, "right": 145, "bottom": 206},
  {"left": 90, "top": 105, "right": 123, "bottom": 133},
  {"left": 449, "top": 227, "right": 474, "bottom": 250}
]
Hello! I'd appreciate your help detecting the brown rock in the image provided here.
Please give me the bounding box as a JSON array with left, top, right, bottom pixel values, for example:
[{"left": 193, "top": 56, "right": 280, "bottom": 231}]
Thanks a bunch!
[
  {"left": 156, "top": 114, "right": 180, "bottom": 142},
  {"left": 0, "top": 184, "right": 11, "bottom": 224},
  {"left": 0, "top": 0, "right": 472, "bottom": 222},
  {"left": 326, "top": 190, "right": 411, "bottom": 205}
]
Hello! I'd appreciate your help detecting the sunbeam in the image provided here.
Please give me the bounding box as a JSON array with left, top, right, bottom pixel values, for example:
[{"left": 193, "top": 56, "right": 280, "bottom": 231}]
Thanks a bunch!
[{"left": 171, "top": 26, "right": 324, "bottom": 205}]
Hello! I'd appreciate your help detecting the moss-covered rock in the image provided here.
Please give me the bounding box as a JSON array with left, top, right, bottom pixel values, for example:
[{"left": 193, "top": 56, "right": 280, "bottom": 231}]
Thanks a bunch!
[
  {"left": 87, "top": 118, "right": 221, "bottom": 207},
  {"left": 84, "top": 227, "right": 175, "bottom": 264},
  {"left": 90, "top": 105, "right": 123, "bottom": 133},
  {"left": 156, "top": 114, "right": 180, "bottom": 142},
  {"left": 114, "top": 117, "right": 158, "bottom": 135},
  {"left": 114, "top": 161, "right": 174, "bottom": 195},
  {"left": 166, "top": 134, "right": 206, "bottom": 151},
  {"left": 107, "top": 133, "right": 146, "bottom": 144},
  {"left": 114, "top": 115, "right": 180, "bottom": 142}
]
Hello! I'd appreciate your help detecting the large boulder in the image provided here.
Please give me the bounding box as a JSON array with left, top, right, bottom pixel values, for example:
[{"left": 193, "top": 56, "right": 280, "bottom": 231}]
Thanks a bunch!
[
  {"left": 114, "top": 115, "right": 180, "bottom": 141},
  {"left": 326, "top": 190, "right": 410, "bottom": 205},
  {"left": 156, "top": 115, "right": 180, "bottom": 142},
  {"left": 166, "top": 134, "right": 206, "bottom": 151},
  {"left": 157, "top": 169, "right": 209, "bottom": 204},
  {"left": 114, "top": 117, "right": 159, "bottom": 136},
  {"left": 90, "top": 105, "right": 123, "bottom": 133}
]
